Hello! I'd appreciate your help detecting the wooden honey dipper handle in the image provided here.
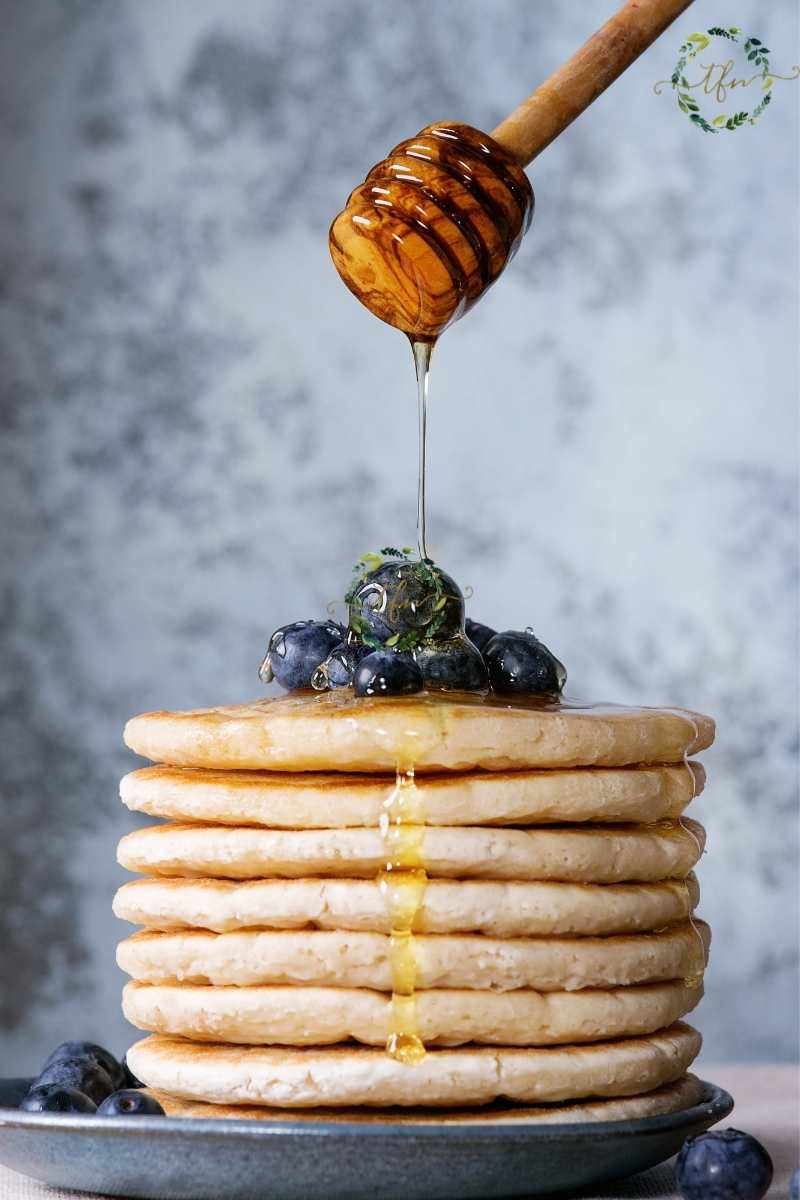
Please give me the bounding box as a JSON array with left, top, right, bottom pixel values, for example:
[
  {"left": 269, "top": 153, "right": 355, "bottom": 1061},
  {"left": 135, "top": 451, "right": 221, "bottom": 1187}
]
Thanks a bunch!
[{"left": 491, "top": 0, "right": 694, "bottom": 165}]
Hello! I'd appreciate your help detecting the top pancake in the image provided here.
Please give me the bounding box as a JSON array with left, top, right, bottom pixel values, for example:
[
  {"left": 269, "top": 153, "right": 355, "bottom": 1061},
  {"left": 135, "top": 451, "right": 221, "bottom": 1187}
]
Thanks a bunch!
[{"left": 124, "top": 692, "right": 714, "bottom": 773}]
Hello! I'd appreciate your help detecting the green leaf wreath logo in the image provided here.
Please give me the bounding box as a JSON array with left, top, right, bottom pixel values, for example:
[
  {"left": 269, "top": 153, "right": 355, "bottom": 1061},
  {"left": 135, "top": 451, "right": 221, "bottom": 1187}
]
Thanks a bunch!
[{"left": 654, "top": 26, "right": 799, "bottom": 133}]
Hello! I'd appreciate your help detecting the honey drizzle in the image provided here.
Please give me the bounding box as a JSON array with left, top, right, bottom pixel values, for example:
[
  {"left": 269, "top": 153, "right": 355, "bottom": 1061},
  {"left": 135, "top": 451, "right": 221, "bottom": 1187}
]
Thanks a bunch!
[
  {"left": 378, "top": 765, "right": 428, "bottom": 1063},
  {"left": 648, "top": 723, "right": 707, "bottom": 989},
  {"left": 412, "top": 340, "right": 434, "bottom": 561},
  {"left": 677, "top": 726, "right": 707, "bottom": 989}
]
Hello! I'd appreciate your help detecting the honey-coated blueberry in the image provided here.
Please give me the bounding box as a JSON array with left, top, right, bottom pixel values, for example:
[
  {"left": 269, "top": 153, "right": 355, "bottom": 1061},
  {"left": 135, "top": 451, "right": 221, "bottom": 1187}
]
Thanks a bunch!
[
  {"left": 313, "top": 641, "right": 370, "bottom": 690},
  {"left": 260, "top": 620, "right": 344, "bottom": 690},
  {"left": 349, "top": 561, "right": 464, "bottom": 645},
  {"left": 353, "top": 650, "right": 423, "bottom": 697},
  {"left": 464, "top": 618, "right": 496, "bottom": 653},
  {"left": 484, "top": 629, "right": 566, "bottom": 695},
  {"left": 415, "top": 638, "right": 489, "bottom": 691}
]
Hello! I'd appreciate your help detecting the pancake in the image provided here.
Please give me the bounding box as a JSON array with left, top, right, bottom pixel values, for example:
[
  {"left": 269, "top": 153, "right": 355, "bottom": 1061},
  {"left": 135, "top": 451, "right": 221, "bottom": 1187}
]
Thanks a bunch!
[
  {"left": 117, "top": 819, "right": 705, "bottom": 883},
  {"left": 117, "top": 921, "right": 710, "bottom": 992},
  {"left": 148, "top": 1072, "right": 705, "bottom": 1122},
  {"left": 126, "top": 1022, "right": 701, "bottom": 1107},
  {"left": 120, "top": 762, "right": 703, "bottom": 828},
  {"left": 123, "top": 692, "right": 714, "bottom": 773},
  {"left": 122, "top": 979, "right": 702, "bottom": 1047},
  {"left": 113, "top": 874, "right": 701, "bottom": 936}
]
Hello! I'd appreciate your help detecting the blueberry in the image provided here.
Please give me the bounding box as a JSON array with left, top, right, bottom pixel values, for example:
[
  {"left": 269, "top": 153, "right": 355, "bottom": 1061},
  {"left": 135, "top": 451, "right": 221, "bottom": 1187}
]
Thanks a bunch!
[
  {"left": 42, "top": 1041, "right": 125, "bottom": 1089},
  {"left": 312, "top": 641, "right": 370, "bottom": 690},
  {"left": 353, "top": 650, "right": 423, "bottom": 697},
  {"left": 791, "top": 1167, "right": 800, "bottom": 1200},
  {"left": 465, "top": 618, "right": 496, "bottom": 653},
  {"left": 259, "top": 620, "right": 344, "bottom": 690},
  {"left": 416, "top": 637, "right": 489, "bottom": 692},
  {"left": 675, "top": 1129, "right": 773, "bottom": 1200},
  {"left": 349, "top": 560, "right": 464, "bottom": 645},
  {"left": 36, "top": 1056, "right": 115, "bottom": 1105},
  {"left": 483, "top": 629, "right": 566, "bottom": 696},
  {"left": 20, "top": 1085, "right": 97, "bottom": 1114},
  {"left": 97, "top": 1089, "right": 165, "bottom": 1117}
]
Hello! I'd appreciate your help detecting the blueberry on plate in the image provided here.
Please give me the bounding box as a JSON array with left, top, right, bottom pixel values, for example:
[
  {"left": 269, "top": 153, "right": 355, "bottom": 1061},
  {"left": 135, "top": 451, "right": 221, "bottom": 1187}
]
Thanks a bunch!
[
  {"left": 259, "top": 620, "right": 344, "bottom": 690},
  {"left": 312, "top": 641, "right": 370, "bottom": 690},
  {"left": 790, "top": 1167, "right": 800, "bottom": 1200},
  {"left": 464, "top": 618, "right": 496, "bottom": 653},
  {"left": 415, "top": 638, "right": 489, "bottom": 692},
  {"left": 20, "top": 1085, "right": 97, "bottom": 1114},
  {"left": 675, "top": 1129, "right": 773, "bottom": 1200},
  {"left": 35, "top": 1056, "right": 115, "bottom": 1106},
  {"left": 42, "top": 1041, "right": 125, "bottom": 1089},
  {"left": 98, "top": 1090, "right": 165, "bottom": 1117},
  {"left": 353, "top": 650, "right": 423, "bottom": 697},
  {"left": 483, "top": 629, "right": 566, "bottom": 696}
]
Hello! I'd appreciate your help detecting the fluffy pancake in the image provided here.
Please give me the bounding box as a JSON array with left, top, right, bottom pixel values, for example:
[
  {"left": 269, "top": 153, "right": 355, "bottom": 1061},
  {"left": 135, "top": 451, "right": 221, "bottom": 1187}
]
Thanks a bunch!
[
  {"left": 123, "top": 692, "right": 714, "bottom": 773},
  {"left": 126, "top": 1022, "right": 701, "bottom": 1107},
  {"left": 113, "top": 874, "right": 701, "bottom": 936},
  {"left": 148, "top": 1072, "right": 705, "bottom": 1122},
  {"left": 120, "top": 762, "right": 703, "bottom": 828},
  {"left": 117, "top": 921, "right": 710, "bottom": 991},
  {"left": 117, "top": 819, "right": 705, "bottom": 883},
  {"left": 122, "top": 979, "right": 702, "bottom": 1047}
]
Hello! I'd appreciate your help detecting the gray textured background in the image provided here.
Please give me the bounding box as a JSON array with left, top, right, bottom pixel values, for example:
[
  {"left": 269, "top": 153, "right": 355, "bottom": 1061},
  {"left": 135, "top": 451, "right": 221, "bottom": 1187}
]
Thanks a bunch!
[{"left": 0, "top": 0, "right": 797, "bottom": 1072}]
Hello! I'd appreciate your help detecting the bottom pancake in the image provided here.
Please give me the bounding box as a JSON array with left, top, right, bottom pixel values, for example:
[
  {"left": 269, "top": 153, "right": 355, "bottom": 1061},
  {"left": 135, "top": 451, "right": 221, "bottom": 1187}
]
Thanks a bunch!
[
  {"left": 127, "top": 1023, "right": 701, "bottom": 1108},
  {"left": 149, "top": 1072, "right": 705, "bottom": 1122},
  {"left": 123, "top": 979, "right": 702, "bottom": 1047}
]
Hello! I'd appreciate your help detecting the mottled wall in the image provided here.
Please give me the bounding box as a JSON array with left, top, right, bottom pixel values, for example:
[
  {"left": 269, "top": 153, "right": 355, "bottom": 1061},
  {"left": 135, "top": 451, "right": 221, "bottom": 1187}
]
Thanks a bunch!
[{"left": 0, "top": 0, "right": 797, "bottom": 1071}]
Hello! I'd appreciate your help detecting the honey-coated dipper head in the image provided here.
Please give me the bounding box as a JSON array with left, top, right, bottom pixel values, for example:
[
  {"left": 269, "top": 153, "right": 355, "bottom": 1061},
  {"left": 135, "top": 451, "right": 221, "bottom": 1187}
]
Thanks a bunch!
[{"left": 329, "top": 124, "right": 534, "bottom": 341}]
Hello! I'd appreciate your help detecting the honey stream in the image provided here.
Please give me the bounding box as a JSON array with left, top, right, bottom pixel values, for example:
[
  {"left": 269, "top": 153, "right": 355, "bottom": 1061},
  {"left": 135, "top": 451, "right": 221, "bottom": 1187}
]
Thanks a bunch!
[
  {"left": 378, "top": 766, "right": 427, "bottom": 1062},
  {"left": 373, "top": 333, "right": 433, "bottom": 1061},
  {"left": 412, "top": 340, "right": 434, "bottom": 561}
]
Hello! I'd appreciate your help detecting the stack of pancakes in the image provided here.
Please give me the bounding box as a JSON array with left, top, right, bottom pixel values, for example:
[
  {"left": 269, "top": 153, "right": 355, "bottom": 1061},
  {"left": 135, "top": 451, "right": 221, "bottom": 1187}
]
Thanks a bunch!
[{"left": 114, "top": 692, "right": 714, "bottom": 1119}]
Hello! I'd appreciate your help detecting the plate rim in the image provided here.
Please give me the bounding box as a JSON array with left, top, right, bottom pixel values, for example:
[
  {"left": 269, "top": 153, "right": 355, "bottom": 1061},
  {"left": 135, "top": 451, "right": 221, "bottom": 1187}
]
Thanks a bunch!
[{"left": 0, "top": 1077, "right": 733, "bottom": 1142}]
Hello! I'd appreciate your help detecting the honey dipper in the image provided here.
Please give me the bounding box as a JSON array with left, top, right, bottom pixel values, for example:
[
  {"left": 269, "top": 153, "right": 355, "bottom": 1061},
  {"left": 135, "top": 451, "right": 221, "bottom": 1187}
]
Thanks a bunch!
[{"left": 330, "top": 0, "right": 693, "bottom": 341}]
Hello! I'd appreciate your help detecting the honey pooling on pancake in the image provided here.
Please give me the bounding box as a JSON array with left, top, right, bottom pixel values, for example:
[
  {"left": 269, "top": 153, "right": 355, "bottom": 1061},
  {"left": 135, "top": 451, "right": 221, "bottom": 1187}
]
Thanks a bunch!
[{"left": 378, "top": 766, "right": 427, "bottom": 1063}]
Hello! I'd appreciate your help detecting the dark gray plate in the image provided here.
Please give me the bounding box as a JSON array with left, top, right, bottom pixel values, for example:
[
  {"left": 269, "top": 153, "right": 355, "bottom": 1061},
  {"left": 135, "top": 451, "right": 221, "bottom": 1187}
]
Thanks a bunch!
[{"left": 0, "top": 1077, "right": 732, "bottom": 1199}]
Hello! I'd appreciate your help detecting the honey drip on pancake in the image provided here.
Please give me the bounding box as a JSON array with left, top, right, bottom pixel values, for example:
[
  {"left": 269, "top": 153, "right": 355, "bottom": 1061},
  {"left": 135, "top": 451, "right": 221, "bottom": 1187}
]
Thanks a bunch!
[
  {"left": 680, "top": 821, "right": 708, "bottom": 985},
  {"left": 378, "top": 766, "right": 427, "bottom": 1063},
  {"left": 679, "top": 732, "right": 708, "bottom": 989},
  {"left": 642, "top": 713, "right": 707, "bottom": 990}
]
